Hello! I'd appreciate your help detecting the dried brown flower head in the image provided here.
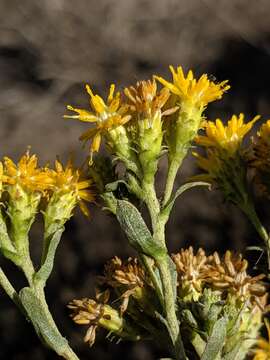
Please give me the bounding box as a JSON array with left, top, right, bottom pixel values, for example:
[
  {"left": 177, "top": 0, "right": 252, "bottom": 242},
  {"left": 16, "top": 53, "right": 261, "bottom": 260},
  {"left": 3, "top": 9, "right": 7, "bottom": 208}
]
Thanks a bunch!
[
  {"left": 205, "top": 250, "right": 266, "bottom": 308},
  {"left": 172, "top": 247, "right": 209, "bottom": 300},
  {"left": 68, "top": 290, "right": 111, "bottom": 346},
  {"left": 99, "top": 256, "right": 150, "bottom": 314},
  {"left": 124, "top": 79, "right": 175, "bottom": 118}
]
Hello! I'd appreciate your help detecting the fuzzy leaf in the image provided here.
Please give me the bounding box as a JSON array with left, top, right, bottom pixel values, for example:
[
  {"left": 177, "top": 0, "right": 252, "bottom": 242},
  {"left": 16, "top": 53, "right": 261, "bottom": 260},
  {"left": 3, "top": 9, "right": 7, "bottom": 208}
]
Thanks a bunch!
[
  {"left": 116, "top": 200, "right": 166, "bottom": 259},
  {"left": 167, "top": 256, "right": 178, "bottom": 302},
  {"left": 139, "top": 254, "right": 164, "bottom": 306},
  {"left": 201, "top": 316, "right": 228, "bottom": 360},
  {"left": 19, "top": 287, "right": 68, "bottom": 354},
  {"left": 223, "top": 343, "right": 241, "bottom": 360},
  {"left": 34, "top": 228, "right": 64, "bottom": 286},
  {"left": 162, "top": 181, "right": 210, "bottom": 216},
  {"left": 181, "top": 309, "right": 198, "bottom": 328}
]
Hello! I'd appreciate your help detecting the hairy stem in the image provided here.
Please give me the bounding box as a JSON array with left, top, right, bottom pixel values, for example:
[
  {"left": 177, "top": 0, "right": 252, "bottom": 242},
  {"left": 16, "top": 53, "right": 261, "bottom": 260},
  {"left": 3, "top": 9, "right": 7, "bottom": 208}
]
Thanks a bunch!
[
  {"left": 36, "top": 288, "right": 80, "bottom": 360},
  {"left": 0, "top": 267, "right": 20, "bottom": 306},
  {"left": 142, "top": 181, "right": 186, "bottom": 359},
  {"left": 157, "top": 258, "right": 186, "bottom": 360}
]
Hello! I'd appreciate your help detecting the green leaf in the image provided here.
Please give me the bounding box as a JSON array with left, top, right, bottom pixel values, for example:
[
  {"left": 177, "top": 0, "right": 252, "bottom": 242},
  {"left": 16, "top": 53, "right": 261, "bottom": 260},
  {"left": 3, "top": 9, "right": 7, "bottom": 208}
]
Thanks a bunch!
[
  {"left": 19, "top": 287, "right": 68, "bottom": 353},
  {"left": 116, "top": 200, "right": 166, "bottom": 259},
  {"left": 162, "top": 181, "right": 210, "bottom": 216},
  {"left": 223, "top": 343, "right": 241, "bottom": 360},
  {"left": 201, "top": 316, "right": 228, "bottom": 360},
  {"left": 0, "top": 211, "right": 16, "bottom": 254},
  {"left": 139, "top": 254, "right": 164, "bottom": 306},
  {"left": 181, "top": 309, "right": 198, "bottom": 328},
  {"left": 34, "top": 228, "right": 64, "bottom": 286},
  {"left": 167, "top": 256, "right": 177, "bottom": 302}
]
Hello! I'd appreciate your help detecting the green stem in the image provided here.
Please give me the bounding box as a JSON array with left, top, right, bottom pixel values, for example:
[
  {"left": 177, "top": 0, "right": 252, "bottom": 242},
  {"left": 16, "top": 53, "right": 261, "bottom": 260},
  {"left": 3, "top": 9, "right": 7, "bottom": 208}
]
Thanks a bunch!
[
  {"left": 157, "top": 258, "right": 186, "bottom": 360},
  {"left": 36, "top": 288, "right": 80, "bottom": 360},
  {"left": 142, "top": 181, "right": 186, "bottom": 359},
  {"left": 241, "top": 202, "right": 270, "bottom": 270},
  {"left": 163, "top": 156, "right": 185, "bottom": 208},
  {"left": 0, "top": 267, "right": 21, "bottom": 307},
  {"left": 21, "top": 254, "right": 35, "bottom": 285},
  {"left": 143, "top": 181, "right": 161, "bottom": 234}
]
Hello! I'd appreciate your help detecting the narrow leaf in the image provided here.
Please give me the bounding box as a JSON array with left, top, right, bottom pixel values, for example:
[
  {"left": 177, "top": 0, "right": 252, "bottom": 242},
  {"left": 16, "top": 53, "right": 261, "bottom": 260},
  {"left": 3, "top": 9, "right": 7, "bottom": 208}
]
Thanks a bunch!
[
  {"left": 201, "top": 316, "right": 227, "bottom": 360},
  {"left": 34, "top": 228, "right": 64, "bottom": 286},
  {"left": 139, "top": 254, "right": 164, "bottom": 306},
  {"left": 116, "top": 200, "right": 166, "bottom": 259},
  {"left": 167, "top": 256, "right": 178, "bottom": 302},
  {"left": 162, "top": 181, "right": 210, "bottom": 216},
  {"left": 19, "top": 287, "right": 68, "bottom": 354}
]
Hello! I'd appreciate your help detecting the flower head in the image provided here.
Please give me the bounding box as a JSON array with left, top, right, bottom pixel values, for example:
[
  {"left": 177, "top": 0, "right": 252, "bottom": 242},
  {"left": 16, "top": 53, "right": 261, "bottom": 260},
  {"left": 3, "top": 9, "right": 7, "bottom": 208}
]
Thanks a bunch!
[
  {"left": 155, "top": 65, "right": 230, "bottom": 109},
  {"left": 124, "top": 79, "right": 173, "bottom": 118},
  {"left": 100, "top": 256, "right": 150, "bottom": 314},
  {"left": 68, "top": 289, "right": 140, "bottom": 346},
  {"left": 193, "top": 114, "right": 259, "bottom": 202},
  {"left": 50, "top": 159, "right": 94, "bottom": 217},
  {"left": 172, "top": 247, "right": 209, "bottom": 300},
  {"left": 205, "top": 251, "right": 266, "bottom": 308},
  {"left": 65, "top": 84, "right": 131, "bottom": 161},
  {"left": 253, "top": 319, "right": 270, "bottom": 360},
  {"left": 196, "top": 114, "right": 260, "bottom": 155},
  {"left": 3, "top": 152, "right": 53, "bottom": 193},
  {"left": 69, "top": 290, "right": 112, "bottom": 347}
]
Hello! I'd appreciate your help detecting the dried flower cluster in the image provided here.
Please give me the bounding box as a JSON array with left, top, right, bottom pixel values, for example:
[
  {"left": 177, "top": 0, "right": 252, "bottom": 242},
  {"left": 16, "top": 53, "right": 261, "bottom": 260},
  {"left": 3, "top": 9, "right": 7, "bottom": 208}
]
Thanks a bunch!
[{"left": 69, "top": 248, "right": 268, "bottom": 350}]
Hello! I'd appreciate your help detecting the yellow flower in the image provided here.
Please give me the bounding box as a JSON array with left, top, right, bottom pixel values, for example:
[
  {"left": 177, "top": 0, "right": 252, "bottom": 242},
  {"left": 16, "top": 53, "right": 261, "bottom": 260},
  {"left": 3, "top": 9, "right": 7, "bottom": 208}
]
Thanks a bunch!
[
  {"left": 3, "top": 152, "right": 53, "bottom": 193},
  {"left": 64, "top": 84, "right": 131, "bottom": 161},
  {"left": 51, "top": 159, "right": 94, "bottom": 217},
  {"left": 253, "top": 319, "right": 270, "bottom": 360},
  {"left": 196, "top": 114, "right": 260, "bottom": 155},
  {"left": 155, "top": 65, "right": 230, "bottom": 108},
  {"left": 192, "top": 115, "right": 259, "bottom": 203}
]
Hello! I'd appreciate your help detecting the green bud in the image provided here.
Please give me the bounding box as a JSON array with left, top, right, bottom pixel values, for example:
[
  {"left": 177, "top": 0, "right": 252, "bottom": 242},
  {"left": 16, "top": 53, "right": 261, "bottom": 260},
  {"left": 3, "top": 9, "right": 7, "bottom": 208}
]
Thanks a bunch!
[
  {"left": 137, "top": 113, "right": 163, "bottom": 184},
  {"left": 107, "top": 125, "right": 139, "bottom": 175},
  {"left": 43, "top": 191, "right": 77, "bottom": 237},
  {"left": 7, "top": 184, "right": 41, "bottom": 252},
  {"left": 99, "top": 304, "right": 140, "bottom": 340},
  {"left": 167, "top": 104, "right": 203, "bottom": 164}
]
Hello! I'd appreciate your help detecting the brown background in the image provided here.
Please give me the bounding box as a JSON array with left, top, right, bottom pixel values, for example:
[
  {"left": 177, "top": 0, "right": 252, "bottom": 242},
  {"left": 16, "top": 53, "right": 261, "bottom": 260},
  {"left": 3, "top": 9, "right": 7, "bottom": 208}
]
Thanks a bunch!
[{"left": 0, "top": 1, "right": 270, "bottom": 359}]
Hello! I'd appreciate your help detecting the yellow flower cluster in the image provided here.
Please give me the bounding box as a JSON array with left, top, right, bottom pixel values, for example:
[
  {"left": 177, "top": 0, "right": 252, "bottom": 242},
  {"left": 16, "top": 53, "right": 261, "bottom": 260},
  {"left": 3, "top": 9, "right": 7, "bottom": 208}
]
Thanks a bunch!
[
  {"left": 155, "top": 65, "right": 230, "bottom": 109},
  {"left": 193, "top": 114, "right": 259, "bottom": 186},
  {"left": 65, "top": 66, "right": 229, "bottom": 168},
  {"left": 196, "top": 114, "right": 260, "bottom": 155},
  {"left": 0, "top": 152, "right": 94, "bottom": 216},
  {"left": 2, "top": 152, "right": 53, "bottom": 193}
]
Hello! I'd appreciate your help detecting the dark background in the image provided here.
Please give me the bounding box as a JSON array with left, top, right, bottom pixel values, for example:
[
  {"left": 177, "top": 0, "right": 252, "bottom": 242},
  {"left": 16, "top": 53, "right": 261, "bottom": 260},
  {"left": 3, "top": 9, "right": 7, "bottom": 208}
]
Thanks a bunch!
[{"left": 0, "top": 1, "right": 270, "bottom": 359}]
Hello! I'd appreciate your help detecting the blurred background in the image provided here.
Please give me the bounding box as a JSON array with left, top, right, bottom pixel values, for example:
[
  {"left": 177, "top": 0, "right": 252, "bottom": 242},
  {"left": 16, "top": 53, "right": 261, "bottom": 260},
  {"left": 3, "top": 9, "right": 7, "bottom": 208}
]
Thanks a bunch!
[{"left": 0, "top": 0, "right": 270, "bottom": 359}]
